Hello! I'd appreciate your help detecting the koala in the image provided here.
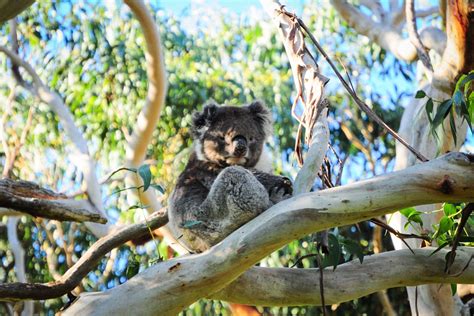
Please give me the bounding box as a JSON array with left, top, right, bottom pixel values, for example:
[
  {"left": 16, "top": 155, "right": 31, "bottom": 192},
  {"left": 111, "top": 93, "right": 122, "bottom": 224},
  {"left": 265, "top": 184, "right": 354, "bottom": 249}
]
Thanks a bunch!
[{"left": 168, "top": 101, "right": 292, "bottom": 252}]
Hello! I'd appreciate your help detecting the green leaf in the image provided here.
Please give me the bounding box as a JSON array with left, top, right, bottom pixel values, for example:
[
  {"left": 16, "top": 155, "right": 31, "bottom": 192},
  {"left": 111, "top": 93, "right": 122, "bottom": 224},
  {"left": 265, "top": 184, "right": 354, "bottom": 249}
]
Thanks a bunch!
[
  {"left": 449, "top": 111, "right": 457, "bottom": 146},
  {"left": 443, "top": 203, "right": 457, "bottom": 217},
  {"left": 400, "top": 207, "right": 417, "bottom": 218},
  {"left": 438, "top": 216, "right": 454, "bottom": 235},
  {"left": 429, "top": 241, "right": 450, "bottom": 256},
  {"left": 451, "top": 283, "right": 457, "bottom": 296},
  {"left": 425, "top": 98, "right": 434, "bottom": 123},
  {"left": 431, "top": 99, "right": 452, "bottom": 130},
  {"left": 138, "top": 164, "right": 152, "bottom": 191},
  {"left": 181, "top": 220, "right": 202, "bottom": 228},
  {"left": 415, "top": 90, "right": 426, "bottom": 98},
  {"left": 458, "top": 72, "right": 474, "bottom": 88},
  {"left": 150, "top": 183, "right": 165, "bottom": 194},
  {"left": 322, "top": 233, "right": 341, "bottom": 271},
  {"left": 452, "top": 90, "right": 464, "bottom": 107},
  {"left": 342, "top": 239, "right": 364, "bottom": 264}
]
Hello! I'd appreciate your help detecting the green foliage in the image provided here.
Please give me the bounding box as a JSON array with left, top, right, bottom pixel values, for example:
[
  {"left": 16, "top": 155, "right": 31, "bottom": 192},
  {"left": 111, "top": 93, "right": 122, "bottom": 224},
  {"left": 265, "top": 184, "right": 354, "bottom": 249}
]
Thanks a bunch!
[
  {"left": 399, "top": 207, "right": 424, "bottom": 230},
  {"left": 419, "top": 70, "right": 474, "bottom": 146},
  {"left": 0, "top": 0, "right": 435, "bottom": 314}
]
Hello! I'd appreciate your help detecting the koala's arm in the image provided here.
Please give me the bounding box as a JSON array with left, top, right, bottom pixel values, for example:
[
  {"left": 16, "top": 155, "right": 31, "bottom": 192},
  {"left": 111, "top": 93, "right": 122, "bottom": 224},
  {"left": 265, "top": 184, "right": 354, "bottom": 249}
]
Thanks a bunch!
[
  {"left": 250, "top": 170, "right": 293, "bottom": 204},
  {"left": 169, "top": 166, "right": 272, "bottom": 252}
]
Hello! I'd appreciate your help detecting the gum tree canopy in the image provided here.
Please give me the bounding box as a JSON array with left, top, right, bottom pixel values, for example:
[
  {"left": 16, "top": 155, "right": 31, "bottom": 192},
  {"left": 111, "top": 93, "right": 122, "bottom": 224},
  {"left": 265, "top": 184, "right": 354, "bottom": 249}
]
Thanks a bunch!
[{"left": 0, "top": 0, "right": 473, "bottom": 315}]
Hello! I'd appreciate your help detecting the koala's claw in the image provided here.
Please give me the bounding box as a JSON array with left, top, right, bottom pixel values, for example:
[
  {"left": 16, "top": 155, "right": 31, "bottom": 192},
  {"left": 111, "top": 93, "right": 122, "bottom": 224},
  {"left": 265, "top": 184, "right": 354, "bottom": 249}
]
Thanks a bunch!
[{"left": 269, "top": 177, "right": 293, "bottom": 204}]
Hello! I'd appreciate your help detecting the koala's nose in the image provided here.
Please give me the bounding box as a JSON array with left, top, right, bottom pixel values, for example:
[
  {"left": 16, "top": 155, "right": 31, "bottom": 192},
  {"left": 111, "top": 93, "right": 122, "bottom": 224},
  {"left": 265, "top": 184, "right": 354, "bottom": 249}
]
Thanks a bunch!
[{"left": 232, "top": 135, "right": 247, "bottom": 157}]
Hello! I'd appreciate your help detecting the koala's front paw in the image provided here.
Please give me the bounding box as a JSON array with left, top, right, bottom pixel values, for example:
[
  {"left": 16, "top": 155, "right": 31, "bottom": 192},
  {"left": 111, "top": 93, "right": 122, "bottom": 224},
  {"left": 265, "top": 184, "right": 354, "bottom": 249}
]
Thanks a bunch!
[{"left": 269, "top": 176, "right": 292, "bottom": 204}]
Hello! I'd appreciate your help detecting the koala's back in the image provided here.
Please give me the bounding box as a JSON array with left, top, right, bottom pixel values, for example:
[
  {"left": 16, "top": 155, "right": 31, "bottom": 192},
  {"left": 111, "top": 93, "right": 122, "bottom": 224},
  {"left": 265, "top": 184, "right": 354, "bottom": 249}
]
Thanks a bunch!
[{"left": 168, "top": 153, "right": 222, "bottom": 251}]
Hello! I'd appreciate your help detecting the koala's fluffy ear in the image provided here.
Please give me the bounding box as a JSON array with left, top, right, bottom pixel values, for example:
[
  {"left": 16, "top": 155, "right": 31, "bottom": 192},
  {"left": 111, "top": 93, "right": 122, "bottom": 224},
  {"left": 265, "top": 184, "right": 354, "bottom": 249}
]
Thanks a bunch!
[
  {"left": 191, "top": 102, "right": 218, "bottom": 138},
  {"left": 248, "top": 101, "right": 272, "bottom": 137}
]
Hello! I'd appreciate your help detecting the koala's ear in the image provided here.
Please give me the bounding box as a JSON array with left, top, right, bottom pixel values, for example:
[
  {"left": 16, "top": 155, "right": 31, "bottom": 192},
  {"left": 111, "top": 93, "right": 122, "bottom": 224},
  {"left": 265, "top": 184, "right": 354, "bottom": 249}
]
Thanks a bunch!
[
  {"left": 191, "top": 102, "right": 218, "bottom": 138},
  {"left": 248, "top": 101, "right": 272, "bottom": 137}
]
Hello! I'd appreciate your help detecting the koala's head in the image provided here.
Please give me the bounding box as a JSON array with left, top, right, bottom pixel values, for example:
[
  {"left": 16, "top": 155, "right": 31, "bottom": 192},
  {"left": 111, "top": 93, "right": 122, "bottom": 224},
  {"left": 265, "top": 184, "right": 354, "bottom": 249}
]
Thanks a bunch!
[{"left": 191, "top": 101, "right": 272, "bottom": 168}]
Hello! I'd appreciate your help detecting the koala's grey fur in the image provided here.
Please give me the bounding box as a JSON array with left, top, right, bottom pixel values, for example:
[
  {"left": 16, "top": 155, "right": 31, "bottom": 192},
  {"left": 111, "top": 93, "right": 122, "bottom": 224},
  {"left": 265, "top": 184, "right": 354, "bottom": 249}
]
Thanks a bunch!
[{"left": 168, "top": 101, "right": 292, "bottom": 252}]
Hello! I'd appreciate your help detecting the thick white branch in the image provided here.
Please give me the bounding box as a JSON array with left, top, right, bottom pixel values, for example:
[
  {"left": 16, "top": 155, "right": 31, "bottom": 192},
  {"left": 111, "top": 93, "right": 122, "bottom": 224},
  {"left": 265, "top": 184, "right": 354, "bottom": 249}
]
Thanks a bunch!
[
  {"left": 64, "top": 153, "right": 474, "bottom": 315},
  {"left": 294, "top": 108, "right": 329, "bottom": 194},
  {"left": 212, "top": 248, "right": 474, "bottom": 306},
  {"left": 123, "top": 0, "right": 167, "bottom": 167},
  {"left": 331, "top": 0, "right": 446, "bottom": 61}
]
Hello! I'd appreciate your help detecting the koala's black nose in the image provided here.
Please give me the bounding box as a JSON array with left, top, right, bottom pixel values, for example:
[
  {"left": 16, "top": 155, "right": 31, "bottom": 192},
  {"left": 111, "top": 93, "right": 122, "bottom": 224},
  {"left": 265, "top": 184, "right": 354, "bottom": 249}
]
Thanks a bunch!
[{"left": 232, "top": 135, "right": 247, "bottom": 157}]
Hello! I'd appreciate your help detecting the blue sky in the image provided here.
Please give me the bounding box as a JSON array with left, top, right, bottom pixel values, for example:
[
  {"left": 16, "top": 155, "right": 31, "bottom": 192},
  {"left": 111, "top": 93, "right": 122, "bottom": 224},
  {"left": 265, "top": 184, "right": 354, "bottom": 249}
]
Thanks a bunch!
[{"left": 155, "top": 0, "right": 306, "bottom": 14}]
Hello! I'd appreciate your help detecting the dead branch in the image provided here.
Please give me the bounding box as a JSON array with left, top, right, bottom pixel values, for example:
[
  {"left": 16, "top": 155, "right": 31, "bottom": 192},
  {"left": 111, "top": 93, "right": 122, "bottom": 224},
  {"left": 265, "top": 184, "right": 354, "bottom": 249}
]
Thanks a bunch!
[
  {"left": 0, "top": 179, "right": 106, "bottom": 223},
  {"left": 0, "top": 210, "right": 168, "bottom": 301}
]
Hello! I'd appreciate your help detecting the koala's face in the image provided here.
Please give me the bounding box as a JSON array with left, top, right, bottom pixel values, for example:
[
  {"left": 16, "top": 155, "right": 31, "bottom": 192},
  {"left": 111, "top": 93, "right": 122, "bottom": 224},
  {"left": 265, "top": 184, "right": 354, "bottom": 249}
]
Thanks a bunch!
[{"left": 191, "top": 101, "right": 272, "bottom": 168}]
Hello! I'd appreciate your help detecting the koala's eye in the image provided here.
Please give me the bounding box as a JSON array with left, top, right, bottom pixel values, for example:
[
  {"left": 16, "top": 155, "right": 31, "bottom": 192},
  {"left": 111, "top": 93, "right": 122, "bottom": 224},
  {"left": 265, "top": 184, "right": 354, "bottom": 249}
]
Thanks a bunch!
[
  {"left": 249, "top": 137, "right": 255, "bottom": 142},
  {"left": 218, "top": 135, "right": 225, "bottom": 141}
]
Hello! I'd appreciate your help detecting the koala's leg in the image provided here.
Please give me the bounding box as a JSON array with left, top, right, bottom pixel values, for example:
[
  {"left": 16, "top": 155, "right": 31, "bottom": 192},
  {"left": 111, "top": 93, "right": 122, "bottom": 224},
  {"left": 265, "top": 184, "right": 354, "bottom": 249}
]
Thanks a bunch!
[{"left": 200, "top": 166, "right": 271, "bottom": 242}]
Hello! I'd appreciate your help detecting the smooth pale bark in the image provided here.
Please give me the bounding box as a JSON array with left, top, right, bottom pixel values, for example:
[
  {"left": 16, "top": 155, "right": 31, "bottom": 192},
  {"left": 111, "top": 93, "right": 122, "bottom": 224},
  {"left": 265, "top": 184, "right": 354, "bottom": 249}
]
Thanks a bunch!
[
  {"left": 390, "top": 1, "right": 473, "bottom": 315},
  {"left": 7, "top": 218, "right": 33, "bottom": 316},
  {"left": 331, "top": 0, "right": 446, "bottom": 61},
  {"left": 211, "top": 248, "right": 474, "bottom": 306},
  {"left": 122, "top": 0, "right": 187, "bottom": 255},
  {"left": 64, "top": 153, "right": 474, "bottom": 315}
]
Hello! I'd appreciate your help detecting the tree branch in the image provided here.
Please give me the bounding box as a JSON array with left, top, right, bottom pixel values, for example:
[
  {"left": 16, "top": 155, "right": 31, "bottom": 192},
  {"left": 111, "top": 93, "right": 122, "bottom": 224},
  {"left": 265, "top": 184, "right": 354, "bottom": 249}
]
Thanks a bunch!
[
  {"left": 331, "top": 0, "right": 446, "bottom": 62},
  {"left": 0, "top": 179, "right": 107, "bottom": 223},
  {"left": 0, "top": 44, "right": 111, "bottom": 237},
  {"left": 0, "top": 210, "right": 168, "bottom": 301},
  {"left": 211, "top": 248, "right": 474, "bottom": 306},
  {"left": 122, "top": 0, "right": 187, "bottom": 255},
  {"left": 62, "top": 153, "right": 474, "bottom": 315},
  {"left": 405, "top": 0, "right": 433, "bottom": 71}
]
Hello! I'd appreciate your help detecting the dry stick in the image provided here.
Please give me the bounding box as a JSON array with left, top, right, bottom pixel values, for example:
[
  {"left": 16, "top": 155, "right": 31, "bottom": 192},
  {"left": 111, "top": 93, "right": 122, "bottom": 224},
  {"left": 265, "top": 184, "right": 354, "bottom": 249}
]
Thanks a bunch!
[
  {"left": 288, "top": 13, "right": 429, "bottom": 162},
  {"left": 406, "top": 0, "right": 433, "bottom": 72},
  {"left": 369, "top": 218, "right": 429, "bottom": 254},
  {"left": 0, "top": 210, "right": 168, "bottom": 301}
]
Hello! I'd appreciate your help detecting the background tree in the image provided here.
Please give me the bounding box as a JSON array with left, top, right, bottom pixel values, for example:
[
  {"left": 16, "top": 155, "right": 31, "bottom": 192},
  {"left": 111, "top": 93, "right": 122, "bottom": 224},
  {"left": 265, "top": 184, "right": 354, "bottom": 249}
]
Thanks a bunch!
[{"left": 0, "top": 0, "right": 472, "bottom": 315}]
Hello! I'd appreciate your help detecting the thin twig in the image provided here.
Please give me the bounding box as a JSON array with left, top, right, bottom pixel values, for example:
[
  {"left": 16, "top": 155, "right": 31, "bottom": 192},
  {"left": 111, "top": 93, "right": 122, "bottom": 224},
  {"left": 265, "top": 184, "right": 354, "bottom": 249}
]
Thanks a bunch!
[
  {"left": 406, "top": 0, "right": 433, "bottom": 71},
  {"left": 370, "top": 218, "right": 430, "bottom": 254},
  {"left": 283, "top": 12, "right": 429, "bottom": 162}
]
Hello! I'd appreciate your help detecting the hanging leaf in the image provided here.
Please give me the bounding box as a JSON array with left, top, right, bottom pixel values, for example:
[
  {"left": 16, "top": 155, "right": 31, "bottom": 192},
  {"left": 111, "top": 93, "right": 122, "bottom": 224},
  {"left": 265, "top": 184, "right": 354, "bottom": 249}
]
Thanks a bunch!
[
  {"left": 341, "top": 239, "right": 364, "bottom": 264},
  {"left": 322, "top": 233, "right": 341, "bottom": 271},
  {"left": 431, "top": 99, "right": 452, "bottom": 131},
  {"left": 449, "top": 111, "right": 457, "bottom": 146},
  {"left": 451, "top": 284, "right": 457, "bottom": 296},
  {"left": 150, "top": 183, "right": 165, "bottom": 194},
  {"left": 425, "top": 98, "right": 433, "bottom": 123},
  {"left": 138, "top": 164, "right": 152, "bottom": 191}
]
